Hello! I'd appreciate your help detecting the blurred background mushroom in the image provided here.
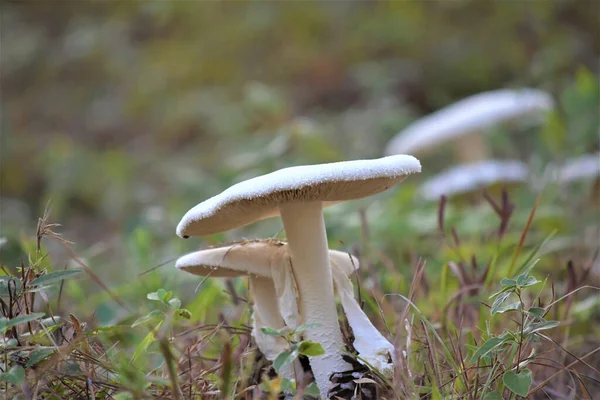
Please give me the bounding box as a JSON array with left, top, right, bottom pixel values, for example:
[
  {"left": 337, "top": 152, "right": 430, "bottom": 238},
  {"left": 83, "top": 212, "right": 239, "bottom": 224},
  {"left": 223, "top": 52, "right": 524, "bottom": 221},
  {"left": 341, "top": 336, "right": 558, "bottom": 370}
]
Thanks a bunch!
[
  {"left": 549, "top": 153, "right": 600, "bottom": 185},
  {"left": 419, "top": 159, "right": 530, "bottom": 202},
  {"left": 545, "top": 152, "right": 600, "bottom": 207},
  {"left": 384, "top": 89, "right": 554, "bottom": 164}
]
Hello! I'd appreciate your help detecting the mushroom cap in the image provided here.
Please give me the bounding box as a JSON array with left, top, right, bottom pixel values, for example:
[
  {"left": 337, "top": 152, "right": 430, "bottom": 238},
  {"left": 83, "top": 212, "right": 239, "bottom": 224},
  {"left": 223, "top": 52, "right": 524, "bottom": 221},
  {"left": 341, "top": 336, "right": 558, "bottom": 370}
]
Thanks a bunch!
[
  {"left": 385, "top": 88, "right": 554, "bottom": 155},
  {"left": 177, "top": 155, "right": 421, "bottom": 237},
  {"left": 175, "top": 239, "right": 360, "bottom": 278},
  {"left": 419, "top": 160, "right": 529, "bottom": 200},
  {"left": 551, "top": 153, "right": 600, "bottom": 183}
]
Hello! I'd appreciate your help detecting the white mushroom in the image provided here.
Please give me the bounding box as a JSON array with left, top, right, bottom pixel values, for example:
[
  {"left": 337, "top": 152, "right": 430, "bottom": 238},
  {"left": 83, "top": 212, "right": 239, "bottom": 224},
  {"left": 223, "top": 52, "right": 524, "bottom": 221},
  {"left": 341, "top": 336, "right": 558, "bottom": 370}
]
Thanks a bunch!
[
  {"left": 547, "top": 153, "right": 600, "bottom": 184},
  {"left": 176, "top": 155, "right": 420, "bottom": 395},
  {"left": 176, "top": 241, "right": 396, "bottom": 382},
  {"left": 385, "top": 89, "right": 553, "bottom": 163},
  {"left": 419, "top": 160, "right": 529, "bottom": 201}
]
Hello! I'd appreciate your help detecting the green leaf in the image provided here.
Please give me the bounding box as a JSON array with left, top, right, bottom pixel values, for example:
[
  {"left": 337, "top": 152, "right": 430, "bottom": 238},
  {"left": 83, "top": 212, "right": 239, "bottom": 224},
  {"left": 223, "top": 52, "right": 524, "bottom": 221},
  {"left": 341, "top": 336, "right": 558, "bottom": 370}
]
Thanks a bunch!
[
  {"left": 176, "top": 309, "right": 192, "bottom": 319},
  {"left": 303, "top": 382, "right": 321, "bottom": 398},
  {"left": 0, "top": 338, "right": 18, "bottom": 349},
  {"left": 29, "top": 269, "right": 83, "bottom": 287},
  {"left": 516, "top": 269, "right": 531, "bottom": 286},
  {"left": 0, "top": 365, "right": 25, "bottom": 385},
  {"left": 0, "top": 312, "right": 45, "bottom": 333},
  {"left": 280, "top": 377, "right": 296, "bottom": 392},
  {"left": 131, "top": 310, "right": 163, "bottom": 327},
  {"left": 297, "top": 340, "right": 325, "bottom": 357},
  {"left": 157, "top": 289, "right": 172, "bottom": 303},
  {"left": 26, "top": 348, "right": 55, "bottom": 367},
  {"left": 168, "top": 297, "right": 181, "bottom": 310},
  {"left": 132, "top": 321, "right": 162, "bottom": 362},
  {"left": 527, "top": 307, "right": 546, "bottom": 318},
  {"left": 64, "top": 362, "right": 83, "bottom": 375},
  {"left": 260, "top": 327, "right": 287, "bottom": 337},
  {"left": 470, "top": 333, "right": 511, "bottom": 363},
  {"left": 25, "top": 284, "right": 57, "bottom": 293},
  {"left": 494, "top": 301, "right": 522, "bottom": 314},
  {"left": 503, "top": 369, "right": 532, "bottom": 397},
  {"left": 500, "top": 278, "right": 517, "bottom": 287},
  {"left": 483, "top": 392, "right": 503, "bottom": 400},
  {"left": 523, "top": 320, "right": 559, "bottom": 336},
  {"left": 491, "top": 291, "right": 512, "bottom": 315},
  {"left": 489, "top": 284, "right": 516, "bottom": 300},
  {"left": 273, "top": 350, "right": 294, "bottom": 373},
  {"left": 292, "top": 323, "right": 321, "bottom": 334},
  {"left": 518, "top": 276, "right": 540, "bottom": 288}
]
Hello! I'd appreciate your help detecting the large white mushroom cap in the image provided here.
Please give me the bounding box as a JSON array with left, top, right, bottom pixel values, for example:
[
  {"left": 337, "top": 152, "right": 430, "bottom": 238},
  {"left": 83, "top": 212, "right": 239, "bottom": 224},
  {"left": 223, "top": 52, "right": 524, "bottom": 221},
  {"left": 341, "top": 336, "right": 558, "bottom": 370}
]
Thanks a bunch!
[
  {"left": 176, "top": 155, "right": 421, "bottom": 237},
  {"left": 419, "top": 160, "right": 529, "bottom": 200},
  {"left": 385, "top": 89, "right": 554, "bottom": 155}
]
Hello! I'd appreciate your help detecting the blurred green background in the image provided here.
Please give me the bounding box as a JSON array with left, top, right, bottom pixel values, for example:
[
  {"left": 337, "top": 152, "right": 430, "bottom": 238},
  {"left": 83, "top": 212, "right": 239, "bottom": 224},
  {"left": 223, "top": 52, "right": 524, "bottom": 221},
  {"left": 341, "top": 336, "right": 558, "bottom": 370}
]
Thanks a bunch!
[{"left": 1, "top": 1, "right": 598, "bottom": 317}]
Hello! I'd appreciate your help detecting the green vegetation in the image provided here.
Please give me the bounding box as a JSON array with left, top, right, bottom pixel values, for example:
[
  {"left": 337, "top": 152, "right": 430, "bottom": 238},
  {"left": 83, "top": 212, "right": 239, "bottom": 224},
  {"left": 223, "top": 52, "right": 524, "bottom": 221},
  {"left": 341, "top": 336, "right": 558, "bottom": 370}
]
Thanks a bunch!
[{"left": 1, "top": 1, "right": 598, "bottom": 399}]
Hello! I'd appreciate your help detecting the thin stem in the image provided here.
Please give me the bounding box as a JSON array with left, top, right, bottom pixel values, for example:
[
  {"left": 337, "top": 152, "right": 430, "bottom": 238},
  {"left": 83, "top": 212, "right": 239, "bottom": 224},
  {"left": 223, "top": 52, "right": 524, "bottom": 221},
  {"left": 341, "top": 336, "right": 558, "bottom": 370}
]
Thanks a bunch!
[
  {"left": 516, "top": 291, "right": 526, "bottom": 375},
  {"left": 250, "top": 275, "right": 296, "bottom": 382},
  {"left": 453, "top": 133, "right": 489, "bottom": 163}
]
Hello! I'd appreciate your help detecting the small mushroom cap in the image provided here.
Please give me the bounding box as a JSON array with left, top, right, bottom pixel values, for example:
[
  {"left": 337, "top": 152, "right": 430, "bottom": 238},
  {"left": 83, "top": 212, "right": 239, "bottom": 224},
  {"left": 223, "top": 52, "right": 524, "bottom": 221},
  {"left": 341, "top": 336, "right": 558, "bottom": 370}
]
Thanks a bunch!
[
  {"left": 385, "top": 89, "right": 554, "bottom": 155},
  {"left": 549, "top": 153, "right": 600, "bottom": 183},
  {"left": 420, "top": 160, "right": 529, "bottom": 200},
  {"left": 175, "top": 240, "right": 287, "bottom": 278},
  {"left": 177, "top": 155, "right": 421, "bottom": 237},
  {"left": 175, "top": 239, "right": 359, "bottom": 277}
]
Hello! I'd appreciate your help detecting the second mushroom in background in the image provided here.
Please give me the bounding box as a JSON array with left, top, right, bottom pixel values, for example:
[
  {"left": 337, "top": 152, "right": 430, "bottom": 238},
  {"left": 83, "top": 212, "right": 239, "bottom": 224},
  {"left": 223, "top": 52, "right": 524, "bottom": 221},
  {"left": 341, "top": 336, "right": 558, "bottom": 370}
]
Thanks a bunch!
[
  {"left": 385, "top": 88, "right": 554, "bottom": 164},
  {"left": 419, "top": 159, "right": 529, "bottom": 201}
]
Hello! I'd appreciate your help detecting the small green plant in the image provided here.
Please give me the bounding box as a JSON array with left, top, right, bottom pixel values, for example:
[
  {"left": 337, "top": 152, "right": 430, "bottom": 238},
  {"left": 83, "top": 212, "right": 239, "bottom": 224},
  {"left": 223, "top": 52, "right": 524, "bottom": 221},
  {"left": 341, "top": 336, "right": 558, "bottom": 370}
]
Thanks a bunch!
[
  {"left": 132, "top": 288, "right": 192, "bottom": 327},
  {"left": 130, "top": 288, "right": 191, "bottom": 362},
  {"left": 470, "top": 259, "right": 559, "bottom": 398},
  {"left": 259, "top": 323, "right": 324, "bottom": 398},
  {"left": 0, "top": 210, "right": 90, "bottom": 396}
]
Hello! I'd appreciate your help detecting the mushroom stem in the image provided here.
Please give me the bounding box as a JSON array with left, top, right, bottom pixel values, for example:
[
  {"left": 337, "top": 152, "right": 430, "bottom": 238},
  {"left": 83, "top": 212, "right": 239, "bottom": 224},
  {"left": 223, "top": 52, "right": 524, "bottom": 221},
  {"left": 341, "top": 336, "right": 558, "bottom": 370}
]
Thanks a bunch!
[
  {"left": 453, "top": 132, "right": 489, "bottom": 163},
  {"left": 280, "top": 201, "right": 350, "bottom": 396},
  {"left": 250, "top": 276, "right": 299, "bottom": 382}
]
